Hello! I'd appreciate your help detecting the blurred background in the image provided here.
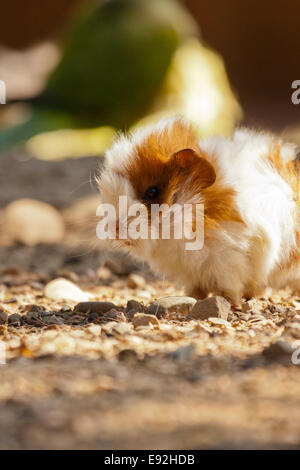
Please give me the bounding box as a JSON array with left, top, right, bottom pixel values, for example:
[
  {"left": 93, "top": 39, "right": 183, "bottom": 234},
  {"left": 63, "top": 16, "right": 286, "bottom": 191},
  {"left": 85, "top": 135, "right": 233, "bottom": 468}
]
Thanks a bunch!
[{"left": 1, "top": 0, "right": 299, "bottom": 129}]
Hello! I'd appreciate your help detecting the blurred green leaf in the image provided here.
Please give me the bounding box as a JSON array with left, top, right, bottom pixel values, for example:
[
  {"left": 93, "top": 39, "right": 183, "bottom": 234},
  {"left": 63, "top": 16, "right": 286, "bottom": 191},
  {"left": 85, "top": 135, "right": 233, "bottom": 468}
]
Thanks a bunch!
[
  {"left": 39, "top": 0, "right": 179, "bottom": 128},
  {"left": 0, "top": 0, "right": 185, "bottom": 152},
  {"left": 0, "top": 109, "right": 76, "bottom": 152}
]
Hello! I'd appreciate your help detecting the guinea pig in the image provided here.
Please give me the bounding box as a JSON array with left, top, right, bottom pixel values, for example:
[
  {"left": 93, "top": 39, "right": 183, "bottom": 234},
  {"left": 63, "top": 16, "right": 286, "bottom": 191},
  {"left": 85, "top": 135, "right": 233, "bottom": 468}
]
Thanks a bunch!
[{"left": 98, "top": 116, "right": 300, "bottom": 305}]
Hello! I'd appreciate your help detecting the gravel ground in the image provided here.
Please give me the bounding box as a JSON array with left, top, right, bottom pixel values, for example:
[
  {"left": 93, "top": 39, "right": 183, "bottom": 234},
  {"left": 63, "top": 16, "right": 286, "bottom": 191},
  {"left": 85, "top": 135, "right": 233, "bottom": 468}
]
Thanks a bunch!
[
  {"left": 1, "top": 243, "right": 300, "bottom": 450},
  {"left": 1, "top": 154, "right": 300, "bottom": 449}
]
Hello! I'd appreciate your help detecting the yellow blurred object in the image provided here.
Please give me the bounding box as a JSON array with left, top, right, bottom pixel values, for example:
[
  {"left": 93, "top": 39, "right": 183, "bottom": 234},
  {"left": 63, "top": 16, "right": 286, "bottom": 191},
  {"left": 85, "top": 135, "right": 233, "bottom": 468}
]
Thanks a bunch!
[
  {"left": 26, "top": 39, "right": 242, "bottom": 160},
  {"left": 26, "top": 126, "right": 116, "bottom": 160},
  {"left": 134, "top": 39, "right": 242, "bottom": 137}
]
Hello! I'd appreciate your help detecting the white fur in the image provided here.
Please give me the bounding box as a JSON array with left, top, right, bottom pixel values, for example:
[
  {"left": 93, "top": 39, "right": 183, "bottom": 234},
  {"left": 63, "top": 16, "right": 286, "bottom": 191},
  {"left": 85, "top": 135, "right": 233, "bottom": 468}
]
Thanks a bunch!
[{"left": 99, "top": 118, "right": 299, "bottom": 304}]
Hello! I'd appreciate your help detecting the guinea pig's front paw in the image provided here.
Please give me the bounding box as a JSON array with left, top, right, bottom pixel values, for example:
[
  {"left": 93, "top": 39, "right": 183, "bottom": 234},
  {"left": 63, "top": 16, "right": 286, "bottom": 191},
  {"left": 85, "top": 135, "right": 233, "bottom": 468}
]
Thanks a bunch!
[
  {"left": 243, "top": 287, "right": 267, "bottom": 301},
  {"left": 219, "top": 289, "right": 242, "bottom": 308},
  {"left": 186, "top": 287, "right": 208, "bottom": 300}
]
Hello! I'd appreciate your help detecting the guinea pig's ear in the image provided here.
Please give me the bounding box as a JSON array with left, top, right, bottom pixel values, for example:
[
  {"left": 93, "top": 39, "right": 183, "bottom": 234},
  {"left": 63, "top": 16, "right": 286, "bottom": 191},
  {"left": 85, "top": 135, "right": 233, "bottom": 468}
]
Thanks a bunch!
[{"left": 172, "top": 148, "right": 216, "bottom": 189}]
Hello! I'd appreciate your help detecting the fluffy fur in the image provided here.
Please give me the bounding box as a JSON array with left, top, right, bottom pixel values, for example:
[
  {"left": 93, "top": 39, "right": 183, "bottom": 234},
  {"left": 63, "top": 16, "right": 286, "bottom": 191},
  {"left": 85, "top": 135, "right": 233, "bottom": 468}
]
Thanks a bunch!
[{"left": 99, "top": 117, "right": 299, "bottom": 304}]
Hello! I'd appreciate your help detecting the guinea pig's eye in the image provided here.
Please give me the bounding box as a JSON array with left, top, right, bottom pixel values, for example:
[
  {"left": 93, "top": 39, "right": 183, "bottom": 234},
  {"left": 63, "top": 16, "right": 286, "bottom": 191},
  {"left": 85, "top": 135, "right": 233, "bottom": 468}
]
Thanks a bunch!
[{"left": 143, "top": 185, "right": 160, "bottom": 202}]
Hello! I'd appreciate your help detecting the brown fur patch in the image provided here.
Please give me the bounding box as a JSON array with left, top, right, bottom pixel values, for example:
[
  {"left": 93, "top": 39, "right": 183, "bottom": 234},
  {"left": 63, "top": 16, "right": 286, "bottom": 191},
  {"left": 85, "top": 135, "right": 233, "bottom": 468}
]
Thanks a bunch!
[
  {"left": 123, "top": 120, "right": 200, "bottom": 202},
  {"left": 202, "top": 185, "right": 243, "bottom": 230},
  {"left": 122, "top": 119, "right": 244, "bottom": 230}
]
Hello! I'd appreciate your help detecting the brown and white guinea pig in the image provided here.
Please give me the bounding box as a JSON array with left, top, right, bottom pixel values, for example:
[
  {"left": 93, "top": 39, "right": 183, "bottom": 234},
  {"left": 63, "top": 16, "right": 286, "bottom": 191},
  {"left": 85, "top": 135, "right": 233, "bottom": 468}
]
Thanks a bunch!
[{"left": 98, "top": 116, "right": 300, "bottom": 305}]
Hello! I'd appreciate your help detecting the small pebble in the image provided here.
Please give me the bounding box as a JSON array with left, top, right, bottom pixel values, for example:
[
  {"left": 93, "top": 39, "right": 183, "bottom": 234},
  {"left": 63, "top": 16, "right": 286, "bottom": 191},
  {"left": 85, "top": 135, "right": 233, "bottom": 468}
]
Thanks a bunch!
[
  {"left": 126, "top": 300, "right": 145, "bottom": 313},
  {"left": 240, "top": 313, "right": 251, "bottom": 321},
  {"left": 112, "top": 322, "right": 132, "bottom": 335},
  {"left": 0, "top": 311, "right": 8, "bottom": 325},
  {"left": 75, "top": 301, "right": 117, "bottom": 314},
  {"left": 3, "top": 198, "right": 65, "bottom": 245},
  {"left": 208, "top": 317, "right": 232, "bottom": 327},
  {"left": 8, "top": 313, "right": 21, "bottom": 326},
  {"left": 125, "top": 309, "right": 139, "bottom": 320},
  {"left": 242, "top": 299, "right": 262, "bottom": 314},
  {"left": 189, "top": 296, "right": 231, "bottom": 321},
  {"left": 23, "top": 304, "right": 44, "bottom": 313},
  {"left": 41, "top": 315, "right": 64, "bottom": 326},
  {"left": 132, "top": 313, "right": 160, "bottom": 327},
  {"left": 104, "top": 309, "right": 127, "bottom": 322},
  {"left": 146, "top": 303, "right": 167, "bottom": 318},
  {"left": 97, "top": 266, "right": 113, "bottom": 281},
  {"left": 268, "top": 304, "right": 285, "bottom": 314},
  {"left": 86, "top": 324, "right": 102, "bottom": 336},
  {"left": 147, "top": 296, "right": 196, "bottom": 317},
  {"left": 44, "top": 278, "right": 89, "bottom": 302},
  {"left": 291, "top": 299, "right": 300, "bottom": 310},
  {"left": 128, "top": 273, "right": 146, "bottom": 289}
]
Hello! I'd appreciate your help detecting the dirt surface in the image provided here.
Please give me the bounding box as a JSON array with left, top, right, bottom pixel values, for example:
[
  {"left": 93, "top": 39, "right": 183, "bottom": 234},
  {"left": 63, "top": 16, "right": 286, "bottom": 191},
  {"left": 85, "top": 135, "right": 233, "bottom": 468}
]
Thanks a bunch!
[
  {"left": 1, "top": 154, "right": 300, "bottom": 450},
  {"left": 3, "top": 152, "right": 101, "bottom": 209}
]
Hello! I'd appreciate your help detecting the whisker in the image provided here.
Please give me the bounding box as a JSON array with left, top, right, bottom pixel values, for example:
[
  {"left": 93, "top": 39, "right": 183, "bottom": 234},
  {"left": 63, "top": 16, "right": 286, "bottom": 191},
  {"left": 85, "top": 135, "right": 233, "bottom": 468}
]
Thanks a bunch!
[{"left": 67, "top": 179, "right": 95, "bottom": 196}]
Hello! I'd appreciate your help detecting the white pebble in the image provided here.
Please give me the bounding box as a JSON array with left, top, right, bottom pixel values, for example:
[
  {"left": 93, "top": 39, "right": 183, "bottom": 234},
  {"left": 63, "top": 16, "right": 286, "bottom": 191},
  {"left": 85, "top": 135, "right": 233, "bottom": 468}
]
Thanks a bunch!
[
  {"left": 44, "top": 278, "right": 89, "bottom": 302},
  {"left": 3, "top": 198, "right": 65, "bottom": 245}
]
